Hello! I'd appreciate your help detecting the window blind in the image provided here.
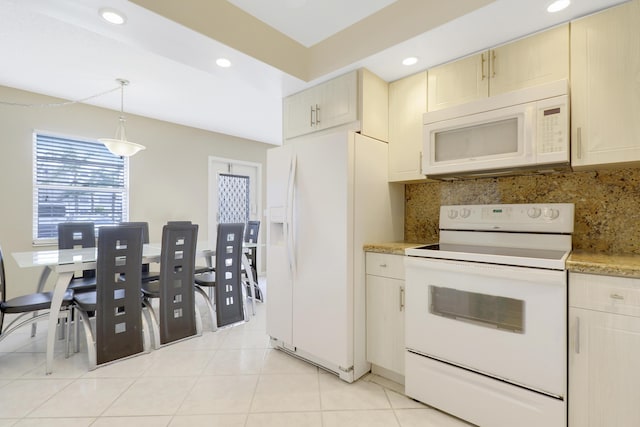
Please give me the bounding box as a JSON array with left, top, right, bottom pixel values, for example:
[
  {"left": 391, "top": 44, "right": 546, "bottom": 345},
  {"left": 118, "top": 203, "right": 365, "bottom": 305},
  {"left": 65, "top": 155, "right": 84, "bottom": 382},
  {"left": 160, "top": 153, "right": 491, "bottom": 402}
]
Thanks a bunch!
[{"left": 33, "top": 133, "right": 129, "bottom": 243}]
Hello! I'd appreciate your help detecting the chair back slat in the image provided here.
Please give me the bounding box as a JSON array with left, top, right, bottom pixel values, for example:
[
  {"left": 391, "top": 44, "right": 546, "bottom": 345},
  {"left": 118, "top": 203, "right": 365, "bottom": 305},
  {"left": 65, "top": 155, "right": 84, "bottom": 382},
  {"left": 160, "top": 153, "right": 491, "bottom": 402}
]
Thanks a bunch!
[
  {"left": 158, "top": 223, "right": 198, "bottom": 344},
  {"left": 215, "top": 223, "right": 245, "bottom": 327},
  {"left": 95, "top": 225, "right": 144, "bottom": 365}
]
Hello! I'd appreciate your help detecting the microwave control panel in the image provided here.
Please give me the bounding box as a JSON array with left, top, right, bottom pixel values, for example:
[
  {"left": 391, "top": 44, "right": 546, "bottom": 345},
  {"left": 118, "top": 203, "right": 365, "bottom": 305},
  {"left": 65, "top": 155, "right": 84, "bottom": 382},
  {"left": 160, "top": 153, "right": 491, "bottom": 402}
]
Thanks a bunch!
[{"left": 536, "top": 95, "right": 569, "bottom": 156}]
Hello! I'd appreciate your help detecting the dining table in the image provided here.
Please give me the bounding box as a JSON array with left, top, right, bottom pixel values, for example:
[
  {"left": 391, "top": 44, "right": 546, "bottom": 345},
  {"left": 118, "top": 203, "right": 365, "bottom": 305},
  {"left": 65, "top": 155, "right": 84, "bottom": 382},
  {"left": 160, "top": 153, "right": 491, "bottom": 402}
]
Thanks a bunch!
[{"left": 12, "top": 241, "right": 258, "bottom": 375}]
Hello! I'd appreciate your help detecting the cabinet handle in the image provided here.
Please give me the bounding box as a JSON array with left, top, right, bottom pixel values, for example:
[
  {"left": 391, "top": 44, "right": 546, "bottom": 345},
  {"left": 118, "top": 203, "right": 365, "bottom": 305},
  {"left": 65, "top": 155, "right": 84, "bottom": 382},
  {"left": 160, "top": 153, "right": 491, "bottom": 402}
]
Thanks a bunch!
[
  {"left": 575, "top": 316, "right": 580, "bottom": 354},
  {"left": 491, "top": 50, "right": 496, "bottom": 78},
  {"left": 610, "top": 293, "right": 625, "bottom": 300},
  {"left": 310, "top": 105, "right": 315, "bottom": 126},
  {"left": 379, "top": 263, "right": 387, "bottom": 268},
  {"left": 577, "top": 127, "right": 582, "bottom": 159},
  {"left": 481, "top": 53, "right": 486, "bottom": 80},
  {"left": 400, "top": 287, "right": 405, "bottom": 311},
  {"left": 315, "top": 104, "right": 320, "bottom": 125}
]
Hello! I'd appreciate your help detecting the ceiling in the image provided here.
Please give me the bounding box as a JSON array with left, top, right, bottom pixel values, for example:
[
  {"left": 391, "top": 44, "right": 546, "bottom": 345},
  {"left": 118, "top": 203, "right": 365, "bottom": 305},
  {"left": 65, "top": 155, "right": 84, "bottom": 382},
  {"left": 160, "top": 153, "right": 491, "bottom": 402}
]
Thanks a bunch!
[{"left": 0, "top": 0, "right": 628, "bottom": 146}]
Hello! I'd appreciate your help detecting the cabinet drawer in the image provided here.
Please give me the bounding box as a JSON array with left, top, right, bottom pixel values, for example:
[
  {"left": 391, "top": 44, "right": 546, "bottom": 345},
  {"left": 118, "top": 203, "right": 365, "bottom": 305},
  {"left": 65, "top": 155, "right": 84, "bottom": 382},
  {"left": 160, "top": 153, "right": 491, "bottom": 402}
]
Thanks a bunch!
[
  {"left": 366, "top": 252, "right": 405, "bottom": 279},
  {"left": 570, "top": 272, "right": 640, "bottom": 317}
]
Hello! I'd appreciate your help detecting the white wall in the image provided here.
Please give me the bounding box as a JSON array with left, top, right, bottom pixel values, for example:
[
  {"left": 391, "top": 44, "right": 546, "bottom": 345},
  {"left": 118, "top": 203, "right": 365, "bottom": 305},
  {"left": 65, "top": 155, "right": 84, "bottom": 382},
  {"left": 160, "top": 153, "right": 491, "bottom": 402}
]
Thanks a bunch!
[{"left": 0, "top": 85, "right": 270, "bottom": 298}]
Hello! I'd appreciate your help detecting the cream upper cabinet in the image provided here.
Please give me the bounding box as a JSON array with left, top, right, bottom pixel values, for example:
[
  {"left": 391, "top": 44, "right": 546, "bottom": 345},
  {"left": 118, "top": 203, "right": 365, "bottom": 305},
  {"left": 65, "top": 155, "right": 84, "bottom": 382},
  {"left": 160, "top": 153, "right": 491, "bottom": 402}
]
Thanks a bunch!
[
  {"left": 571, "top": 0, "right": 640, "bottom": 169},
  {"left": 359, "top": 68, "right": 389, "bottom": 143},
  {"left": 283, "top": 69, "right": 388, "bottom": 141},
  {"left": 427, "top": 53, "right": 488, "bottom": 112},
  {"left": 427, "top": 24, "right": 569, "bottom": 112},
  {"left": 388, "top": 71, "right": 428, "bottom": 182},
  {"left": 490, "top": 24, "right": 569, "bottom": 95},
  {"left": 569, "top": 272, "right": 640, "bottom": 427}
]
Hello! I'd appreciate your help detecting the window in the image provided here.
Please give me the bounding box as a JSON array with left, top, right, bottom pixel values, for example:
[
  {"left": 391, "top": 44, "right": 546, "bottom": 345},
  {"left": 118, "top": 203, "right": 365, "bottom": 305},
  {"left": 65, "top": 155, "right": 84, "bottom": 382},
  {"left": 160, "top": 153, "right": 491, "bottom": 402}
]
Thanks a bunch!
[
  {"left": 33, "top": 132, "right": 129, "bottom": 244},
  {"left": 217, "top": 173, "right": 250, "bottom": 226}
]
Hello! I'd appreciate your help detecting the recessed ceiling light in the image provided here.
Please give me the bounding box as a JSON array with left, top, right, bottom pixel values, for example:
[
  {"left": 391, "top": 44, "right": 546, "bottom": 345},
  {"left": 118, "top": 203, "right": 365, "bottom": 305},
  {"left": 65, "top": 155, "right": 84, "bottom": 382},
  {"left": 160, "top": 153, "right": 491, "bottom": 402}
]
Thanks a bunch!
[
  {"left": 402, "top": 57, "right": 419, "bottom": 66},
  {"left": 100, "top": 8, "right": 126, "bottom": 25},
  {"left": 547, "top": 0, "right": 570, "bottom": 13},
  {"left": 216, "top": 58, "right": 232, "bottom": 68}
]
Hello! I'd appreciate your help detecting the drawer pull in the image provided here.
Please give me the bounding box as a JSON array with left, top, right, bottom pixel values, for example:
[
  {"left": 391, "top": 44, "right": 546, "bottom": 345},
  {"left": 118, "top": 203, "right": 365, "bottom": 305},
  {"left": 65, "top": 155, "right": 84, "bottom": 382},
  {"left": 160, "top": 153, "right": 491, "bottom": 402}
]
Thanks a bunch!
[
  {"left": 379, "top": 263, "right": 387, "bottom": 268},
  {"left": 610, "top": 293, "right": 625, "bottom": 301}
]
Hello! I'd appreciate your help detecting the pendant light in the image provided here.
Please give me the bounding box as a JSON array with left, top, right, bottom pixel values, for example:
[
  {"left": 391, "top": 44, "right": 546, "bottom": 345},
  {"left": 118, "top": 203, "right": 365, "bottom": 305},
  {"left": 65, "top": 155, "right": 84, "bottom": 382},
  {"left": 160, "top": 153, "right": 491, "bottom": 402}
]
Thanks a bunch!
[{"left": 99, "top": 79, "right": 145, "bottom": 157}]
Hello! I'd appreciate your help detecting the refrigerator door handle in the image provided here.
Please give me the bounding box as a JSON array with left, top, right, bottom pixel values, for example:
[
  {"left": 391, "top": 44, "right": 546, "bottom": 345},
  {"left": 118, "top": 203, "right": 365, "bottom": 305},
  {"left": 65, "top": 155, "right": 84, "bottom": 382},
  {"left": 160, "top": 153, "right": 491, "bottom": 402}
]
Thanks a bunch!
[{"left": 287, "top": 154, "right": 297, "bottom": 277}]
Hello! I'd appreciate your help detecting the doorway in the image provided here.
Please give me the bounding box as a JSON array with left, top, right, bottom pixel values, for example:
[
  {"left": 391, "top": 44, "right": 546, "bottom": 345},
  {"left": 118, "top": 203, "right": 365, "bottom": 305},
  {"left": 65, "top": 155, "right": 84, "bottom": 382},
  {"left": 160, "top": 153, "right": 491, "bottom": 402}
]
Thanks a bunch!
[{"left": 208, "top": 157, "right": 262, "bottom": 274}]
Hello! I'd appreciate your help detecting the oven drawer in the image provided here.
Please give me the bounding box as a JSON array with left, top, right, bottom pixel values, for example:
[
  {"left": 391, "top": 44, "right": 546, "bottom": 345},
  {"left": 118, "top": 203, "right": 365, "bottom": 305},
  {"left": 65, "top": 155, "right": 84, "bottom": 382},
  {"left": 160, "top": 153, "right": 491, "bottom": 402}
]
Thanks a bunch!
[
  {"left": 365, "top": 252, "right": 405, "bottom": 279},
  {"left": 405, "top": 351, "right": 566, "bottom": 427},
  {"left": 570, "top": 272, "right": 640, "bottom": 317}
]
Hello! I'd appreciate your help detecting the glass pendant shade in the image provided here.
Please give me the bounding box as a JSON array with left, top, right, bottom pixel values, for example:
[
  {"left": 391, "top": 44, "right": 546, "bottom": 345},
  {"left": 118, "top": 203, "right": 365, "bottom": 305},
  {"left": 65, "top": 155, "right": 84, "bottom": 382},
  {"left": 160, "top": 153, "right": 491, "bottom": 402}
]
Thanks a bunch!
[{"left": 99, "top": 79, "right": 145, "bottom": 157}]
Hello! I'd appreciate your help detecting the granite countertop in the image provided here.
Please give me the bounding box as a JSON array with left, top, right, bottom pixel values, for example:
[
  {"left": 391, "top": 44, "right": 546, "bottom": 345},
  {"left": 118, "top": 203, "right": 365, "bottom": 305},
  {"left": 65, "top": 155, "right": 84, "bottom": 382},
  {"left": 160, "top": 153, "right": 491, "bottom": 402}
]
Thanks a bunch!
[
  {"left": 363, "top": 242, "right": 432, "bottom": 256},
  {"left": 567, "top": 251, "right": 640, "bottom": 278}
]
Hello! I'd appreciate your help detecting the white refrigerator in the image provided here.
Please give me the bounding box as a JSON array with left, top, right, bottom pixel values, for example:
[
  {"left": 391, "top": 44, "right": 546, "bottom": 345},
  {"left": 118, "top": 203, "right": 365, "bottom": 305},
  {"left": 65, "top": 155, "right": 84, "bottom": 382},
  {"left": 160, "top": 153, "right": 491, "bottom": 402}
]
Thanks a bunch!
[{"left": 266, "top": 129, "right": 404, "bottom": 382}]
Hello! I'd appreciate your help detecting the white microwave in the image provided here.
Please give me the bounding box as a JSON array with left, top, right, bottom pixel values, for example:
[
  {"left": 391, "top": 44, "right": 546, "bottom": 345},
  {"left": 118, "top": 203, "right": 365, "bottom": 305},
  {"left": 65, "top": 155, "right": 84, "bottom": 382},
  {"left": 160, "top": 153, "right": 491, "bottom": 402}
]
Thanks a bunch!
[{"left": 422, "top": 80, "right": 570, "bottom": 179}]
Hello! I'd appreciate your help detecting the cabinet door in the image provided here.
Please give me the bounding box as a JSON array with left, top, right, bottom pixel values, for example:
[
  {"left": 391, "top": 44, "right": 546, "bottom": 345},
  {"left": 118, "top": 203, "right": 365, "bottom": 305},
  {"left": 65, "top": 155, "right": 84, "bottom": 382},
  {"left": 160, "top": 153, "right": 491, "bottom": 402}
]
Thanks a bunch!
[
  {"left": 427, "top": 52, "right": 489, "bottom": 112},
  {"left": 317, "top": 70, "right": 358, "bottom": 132},
  {"left": 490, "top": 24, "right": 569, "bottom": 96},
  {"left": 571, "top": 0, "right": 640, "bottom": 168},
  {"left": 283, "top": 87, "right": 318, "bottom": 139},
  {"left": 569, "top": 308, "right": 640, "bottom": 427},
  {"left": 366, "top": 274, "right": 405, "bottom": 375},
  {"left": 389, "top": 71, "right": 428, "bottom": 182}
]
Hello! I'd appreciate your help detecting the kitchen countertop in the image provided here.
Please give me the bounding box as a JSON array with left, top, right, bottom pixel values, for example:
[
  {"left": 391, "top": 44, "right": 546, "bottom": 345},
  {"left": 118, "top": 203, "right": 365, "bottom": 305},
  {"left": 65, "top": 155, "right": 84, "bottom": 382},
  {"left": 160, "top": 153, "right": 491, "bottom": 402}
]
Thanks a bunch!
[
  {"left": 363, "top": 242, "right": 431, "bottom": 256},
  {"left": 365, "top": 243, "right": 640, "bottom": 279},
  {"left": 566, "top": 251, "right": 640, "bottom": 278}
]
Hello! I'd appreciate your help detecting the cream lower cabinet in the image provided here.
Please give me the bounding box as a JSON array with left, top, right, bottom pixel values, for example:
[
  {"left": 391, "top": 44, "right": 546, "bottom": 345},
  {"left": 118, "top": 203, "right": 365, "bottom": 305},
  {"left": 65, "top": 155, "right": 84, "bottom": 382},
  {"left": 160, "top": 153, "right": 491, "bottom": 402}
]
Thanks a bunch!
[
  {"left": 569, "top": 272, "right": 640, "bottom": 427},
  {"left": 366, "top": 252, "right": 405, "bottom": 380},
  {"left": 427, "top": 24, "right": 568, "bottom": 112},
  {"left": 388, "top": 71, "right": 428, "bottom": 182},
  {"left": 570, "top": 0, "right": 640, "bottom": 169}
]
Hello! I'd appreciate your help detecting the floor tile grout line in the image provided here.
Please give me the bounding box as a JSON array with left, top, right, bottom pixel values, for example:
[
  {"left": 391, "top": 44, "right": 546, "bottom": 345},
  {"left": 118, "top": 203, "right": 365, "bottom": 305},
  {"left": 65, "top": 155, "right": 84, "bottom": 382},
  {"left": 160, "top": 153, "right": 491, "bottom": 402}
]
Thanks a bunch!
[{"left": 242, "top": 349, "right": 267, "bottom": 427}]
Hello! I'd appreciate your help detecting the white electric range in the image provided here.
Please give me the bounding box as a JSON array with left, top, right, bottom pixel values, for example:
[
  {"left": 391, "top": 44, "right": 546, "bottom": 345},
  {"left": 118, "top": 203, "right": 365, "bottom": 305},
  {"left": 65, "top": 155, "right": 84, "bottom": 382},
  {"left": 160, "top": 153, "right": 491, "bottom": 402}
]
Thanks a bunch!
[{"left": 404, "top": 203, "right": 574, "bottom": 427}]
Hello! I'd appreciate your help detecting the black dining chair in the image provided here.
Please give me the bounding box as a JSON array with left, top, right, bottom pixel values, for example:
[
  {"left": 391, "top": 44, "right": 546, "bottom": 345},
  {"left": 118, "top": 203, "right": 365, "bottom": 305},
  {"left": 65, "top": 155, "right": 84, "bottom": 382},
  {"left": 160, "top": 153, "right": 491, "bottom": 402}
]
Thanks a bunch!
[
  {"left": 119, "top": 221, "right": 160, "bottom": 283},
  {"left": 72, "top": 225, "right": 150, "bottom": 369},
  {"left": 166, "top": 221, "right": 209, "bottom": 274},
  {"left": 0, "top": 244, "right": 74, "bottom": 355},
  {"left": 194, "top": 223, "right": 246, "bottom": 330},
  {"left": 141, "top": 222, "right": 200, "bottom": 349},
  {"left": 243, "top": 220, "right": 261, "bottom": 301},
  {"left": 57, "top": 222, "right": 97, "bottom": 293}
]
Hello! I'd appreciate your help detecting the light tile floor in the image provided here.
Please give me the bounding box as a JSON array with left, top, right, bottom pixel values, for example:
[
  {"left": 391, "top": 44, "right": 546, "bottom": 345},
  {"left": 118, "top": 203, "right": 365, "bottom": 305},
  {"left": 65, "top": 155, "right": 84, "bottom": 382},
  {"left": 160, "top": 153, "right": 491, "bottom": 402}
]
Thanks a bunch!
[{"left": 0, "top": 280, "right": 474, "bottom": 427}]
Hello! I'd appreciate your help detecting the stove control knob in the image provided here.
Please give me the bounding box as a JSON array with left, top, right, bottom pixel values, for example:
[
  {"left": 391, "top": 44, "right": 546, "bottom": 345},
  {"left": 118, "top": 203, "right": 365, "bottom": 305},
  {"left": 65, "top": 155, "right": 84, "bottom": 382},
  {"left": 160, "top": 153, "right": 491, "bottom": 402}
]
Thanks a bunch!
[
  {"left": 460, "top": 208, "right": 471, "bottom": 218},
  {"left": 527, "top": 207, "right": 542, "bottom": 218},
  {"left": 447, "top": 209, "right": 458, "bottom": 219},
  {"left": 543, "top": 208, "right": 560, "bottom": 219}
]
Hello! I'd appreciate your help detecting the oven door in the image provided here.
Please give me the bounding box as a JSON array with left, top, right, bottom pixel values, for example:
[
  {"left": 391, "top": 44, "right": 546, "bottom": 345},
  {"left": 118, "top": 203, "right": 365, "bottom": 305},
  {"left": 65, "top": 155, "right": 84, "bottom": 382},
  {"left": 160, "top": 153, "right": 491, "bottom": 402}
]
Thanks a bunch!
[{"left": 405, "top": 256, "right": 566, "bottom": 398}]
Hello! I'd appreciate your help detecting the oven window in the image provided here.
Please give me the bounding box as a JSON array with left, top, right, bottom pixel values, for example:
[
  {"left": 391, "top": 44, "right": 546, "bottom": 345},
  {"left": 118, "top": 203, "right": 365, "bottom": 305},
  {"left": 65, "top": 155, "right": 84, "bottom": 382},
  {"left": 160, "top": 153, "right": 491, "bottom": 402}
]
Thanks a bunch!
[{"left": 429, "top": 286, "right": 524, "bottom": 333}]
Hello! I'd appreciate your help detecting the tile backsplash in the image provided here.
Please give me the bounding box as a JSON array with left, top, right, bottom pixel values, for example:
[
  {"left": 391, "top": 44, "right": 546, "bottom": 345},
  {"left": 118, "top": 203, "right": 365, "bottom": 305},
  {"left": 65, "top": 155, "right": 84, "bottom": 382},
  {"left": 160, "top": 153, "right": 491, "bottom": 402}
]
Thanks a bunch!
[{"left": 405, "top": 168, "right": 640, "bottom": 254}]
